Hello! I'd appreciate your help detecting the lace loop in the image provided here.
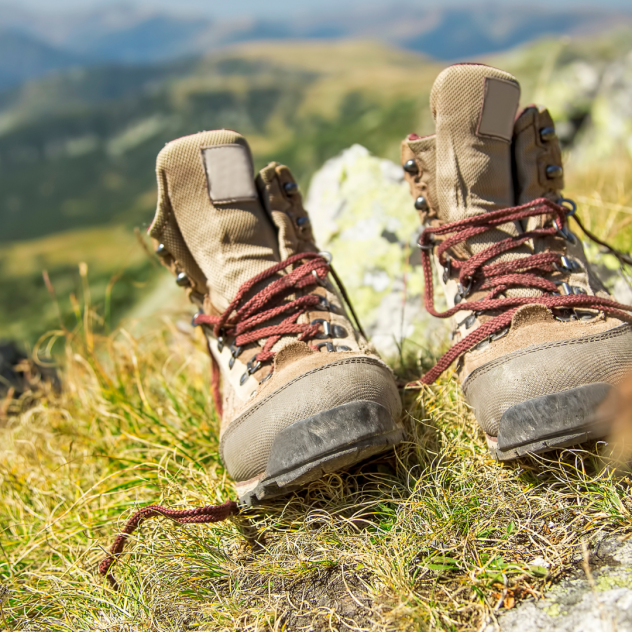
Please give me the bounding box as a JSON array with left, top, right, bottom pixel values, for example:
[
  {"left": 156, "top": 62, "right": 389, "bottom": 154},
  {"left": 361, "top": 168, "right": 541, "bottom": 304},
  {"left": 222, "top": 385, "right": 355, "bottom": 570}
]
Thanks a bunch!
[
  {"left": 99, "top": 500, "right": 239, "bottom": 590},
  {"left": 194, "top": 253, "right": 331, "bottom": 367},
  {"left": 411, "top": 198, "right": 632, "bottom": 386}
]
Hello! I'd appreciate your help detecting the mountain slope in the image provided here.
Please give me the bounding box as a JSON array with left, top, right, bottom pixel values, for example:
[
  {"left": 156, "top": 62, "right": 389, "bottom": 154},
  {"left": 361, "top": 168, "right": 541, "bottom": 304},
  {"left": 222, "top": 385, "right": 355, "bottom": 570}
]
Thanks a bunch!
[
  {"left": 0, "top": 2, "right": 631, "bottom": 86},
  {"left": 0, "top": 29, "right": 81, "bottom": 90},
  {"left": 64, "top": 14, "right": 209, "bottom": 63},
  {"left": 0, "top": 41, "right": 436, "bottom": 243},
  {"left": 395, "top": 6, "right": 619, "bottom": 58},
  {"left": 3, "top": 29, "right": 632, "bottom": 245}
]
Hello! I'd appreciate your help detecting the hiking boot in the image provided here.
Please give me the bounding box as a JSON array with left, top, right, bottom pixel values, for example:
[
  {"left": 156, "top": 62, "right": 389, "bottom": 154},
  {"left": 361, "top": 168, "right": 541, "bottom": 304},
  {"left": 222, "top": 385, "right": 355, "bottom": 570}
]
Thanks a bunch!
[
  {"left": 402, "top": 64, "right": 632, "bottom": 460},
  {"left": 148, "top": 130, "right": 404, "bottom": 503}
]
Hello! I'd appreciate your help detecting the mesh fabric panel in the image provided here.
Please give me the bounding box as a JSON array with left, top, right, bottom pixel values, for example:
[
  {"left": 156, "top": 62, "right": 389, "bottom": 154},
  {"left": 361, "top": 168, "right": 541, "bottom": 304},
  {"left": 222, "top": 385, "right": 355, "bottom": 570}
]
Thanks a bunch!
[
  {"left": 150, "top": 130, "right": 280, "bottom": 310},
  {"left": 430, "top": 64, "right": 519, "bottom": 221},
  {"left": 430, "top": 64, "right": 535, "bottom": 278}
]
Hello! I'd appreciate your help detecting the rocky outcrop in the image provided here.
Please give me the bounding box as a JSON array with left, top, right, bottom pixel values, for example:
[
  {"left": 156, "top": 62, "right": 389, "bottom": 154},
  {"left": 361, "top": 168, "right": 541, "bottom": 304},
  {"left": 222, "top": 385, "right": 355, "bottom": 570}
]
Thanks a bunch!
[
  {"left": 305, "top": 144, "right": 447, "bottom": 359},
  {"left": 572, "top": 50, "right": 632, "bottom": 163},
  {"left": 542, "top": 46, "right": 632, "bottom": 162},
  {"left": 487, "top": 537, "right": 632, "bottom": 632}
]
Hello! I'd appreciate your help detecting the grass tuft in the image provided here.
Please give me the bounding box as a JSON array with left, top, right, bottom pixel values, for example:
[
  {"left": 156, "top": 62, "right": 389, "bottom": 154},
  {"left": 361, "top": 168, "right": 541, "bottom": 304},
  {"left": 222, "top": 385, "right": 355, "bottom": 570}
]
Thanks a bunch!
[{"left": 1, "top": 310, "right": 631, "bottom": 630}]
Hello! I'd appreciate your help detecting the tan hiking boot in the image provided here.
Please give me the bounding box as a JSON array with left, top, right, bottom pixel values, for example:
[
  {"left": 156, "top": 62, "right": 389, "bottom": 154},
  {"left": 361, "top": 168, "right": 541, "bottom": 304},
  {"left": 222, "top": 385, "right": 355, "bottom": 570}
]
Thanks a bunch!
[
  {"left": 402, "top": 64, "right": 632, "bottom": 460},
  {"left": 148, "top": 130, "right": 403, "bottom": 503}
]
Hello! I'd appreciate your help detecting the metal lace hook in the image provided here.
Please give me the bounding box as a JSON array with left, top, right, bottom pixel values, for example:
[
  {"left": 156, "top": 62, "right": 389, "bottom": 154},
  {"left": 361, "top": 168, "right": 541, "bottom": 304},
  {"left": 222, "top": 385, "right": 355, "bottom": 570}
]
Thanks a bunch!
[
  {"left": 557, "top": 197, "right": 577, "bottom": 217},
  {"left": 417, "top": 230, "right": 435, "bottom": 251},
  {"left": 191, "top": 309, "right": 203, "bottom": 327}
]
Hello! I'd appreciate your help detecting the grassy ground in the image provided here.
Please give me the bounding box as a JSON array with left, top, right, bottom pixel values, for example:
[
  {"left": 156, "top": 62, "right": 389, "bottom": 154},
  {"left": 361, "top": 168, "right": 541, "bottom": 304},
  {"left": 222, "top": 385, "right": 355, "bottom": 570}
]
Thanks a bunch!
[
  {"left": 0, "top": 225, "right": 163, "bottom": 345},
  {"left": 1, "top": 312, "right": 630, "bottom": 631},
  {"left": 1, "top": 154, "right": 632, "bottom": 631}
]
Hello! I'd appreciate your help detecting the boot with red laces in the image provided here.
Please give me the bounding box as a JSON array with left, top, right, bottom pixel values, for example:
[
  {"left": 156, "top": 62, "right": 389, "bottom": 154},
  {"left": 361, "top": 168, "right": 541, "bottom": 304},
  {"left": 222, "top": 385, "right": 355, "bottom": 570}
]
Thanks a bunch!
[
  {"left": 148, "top": 129, "right": 404, "bottom": 502},
  {"left": 402, "top": 64, "right": 632, "bottom": 459}
]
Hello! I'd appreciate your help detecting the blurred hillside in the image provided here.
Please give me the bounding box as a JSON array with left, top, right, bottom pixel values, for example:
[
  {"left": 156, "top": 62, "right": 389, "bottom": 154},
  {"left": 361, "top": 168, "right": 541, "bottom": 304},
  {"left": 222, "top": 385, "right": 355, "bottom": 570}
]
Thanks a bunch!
[
  {"left": 1, "top": 28, "right": 632, "bottom": 344},
  {"left": 0, "top": 2, "right": 631, "bottom": 88},
  {"left": 0, "top": 41, "right": 439, "bottom": 244}
]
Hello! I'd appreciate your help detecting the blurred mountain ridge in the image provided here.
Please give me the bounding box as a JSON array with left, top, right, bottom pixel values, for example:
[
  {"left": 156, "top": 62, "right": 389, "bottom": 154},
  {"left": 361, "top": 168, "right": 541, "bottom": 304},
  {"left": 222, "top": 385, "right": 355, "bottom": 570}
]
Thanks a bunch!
[
  {"left": 0, "top": 29, "right": 84, "bottom": 90},
  {"left": 1, "top": 1, "right": 631, "bottom": 89},
  {"left": 2, "top": 29, "right": 632, "bottom": 244}
]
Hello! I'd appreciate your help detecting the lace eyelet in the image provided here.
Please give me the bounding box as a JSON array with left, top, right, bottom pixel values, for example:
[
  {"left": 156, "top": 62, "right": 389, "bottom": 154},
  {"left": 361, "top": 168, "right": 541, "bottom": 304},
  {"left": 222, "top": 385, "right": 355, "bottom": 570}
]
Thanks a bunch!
[
  {"left": 556, "top": 197, "right": 577, "bottom": 216},
  {"left": 403, "top": 159, "right": 418, "bottom": 174},
  {"left": 442, "top": 255, "right": 452, "bottom": 284},
  {"left": 318, "top": 296, "right": 332, "bottom": 311},
  {"left": 240, "top": 356, "right": 262, "bottom": 385},
  {"left": 191, "top": 309, "right": 203, "bottom": 327},
  {"left": 554, "top": 255, "right": 581, "bottom": 273},
  {"left": 259, "top": 373, "right": 273, "bottom": 385},
  {"left": 555, "top": 282, "right": 587, "bottom": 296},
  {"left": 540, "top": 126, "right": 557, "bottom": 142},
  {"left": 246, "top": 354, "right": 262, "bottom": 375},
  {"left": 553, "top": 308, "right": 576, "bottom": 322},
  {"left": 490, "top": 326, "right": 509, "bottom": 342},
  {"left": 454, "top": 281, "right": 472, "bottom": 304},
  {"left": 155, "top": 243, "right": 169, "bottom": 257},
  {"left": 417, "top": 230, "right": 435, "bottom": 251},
  {"left": 557, "top": 226, "right": 577, "bottom": 245},
  {"left": 311, "top": 318, "right": 347, "bottom": 339},
  {"left": 316, "top": 342, "right": 336, "bottom": 352},
  {"left": 175, "top": 272, "right": 191, "bottom": 287},
  {"left": 472, "top": 326, "right": 509, "bottom": 351}
]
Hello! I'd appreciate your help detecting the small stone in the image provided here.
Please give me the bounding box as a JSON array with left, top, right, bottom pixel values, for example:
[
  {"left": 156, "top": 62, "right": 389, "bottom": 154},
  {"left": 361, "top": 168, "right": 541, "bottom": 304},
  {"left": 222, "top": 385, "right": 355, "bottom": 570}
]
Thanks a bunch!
[{"left": 529, "top": 556, "right": 550, "bottom": 569}]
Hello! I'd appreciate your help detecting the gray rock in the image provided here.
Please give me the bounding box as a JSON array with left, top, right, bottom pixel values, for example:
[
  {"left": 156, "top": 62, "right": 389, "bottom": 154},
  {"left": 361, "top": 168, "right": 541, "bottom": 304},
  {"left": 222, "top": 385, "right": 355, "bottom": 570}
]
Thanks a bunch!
[
  {"left": 305, "top": 144, "right": 448, "bottom": 359},
  {"left": 540, "top": 48, "right": 632, "bottom": 162},
  {"left": 487, "top": 537, "right": 632, "bottom": 632},
  {"left": 574, "top": 50, "right": 632, "bottom": 163}
]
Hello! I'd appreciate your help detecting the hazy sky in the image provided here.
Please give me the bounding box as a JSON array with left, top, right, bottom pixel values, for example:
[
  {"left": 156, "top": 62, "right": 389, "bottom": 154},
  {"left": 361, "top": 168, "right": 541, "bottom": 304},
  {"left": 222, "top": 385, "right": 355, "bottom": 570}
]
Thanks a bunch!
[{"left": 13, "top": 0, "right": 631, "bottom": 18}]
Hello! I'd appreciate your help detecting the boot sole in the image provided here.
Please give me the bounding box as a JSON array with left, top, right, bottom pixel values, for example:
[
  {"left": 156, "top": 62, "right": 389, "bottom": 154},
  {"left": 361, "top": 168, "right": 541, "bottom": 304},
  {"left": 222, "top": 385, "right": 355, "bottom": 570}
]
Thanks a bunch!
[
  {"left": 235, "top": 400, "right": 405, "bottom": 505},
  {"left": 487, "top": 382, "right": 614, "bottom": 460}
]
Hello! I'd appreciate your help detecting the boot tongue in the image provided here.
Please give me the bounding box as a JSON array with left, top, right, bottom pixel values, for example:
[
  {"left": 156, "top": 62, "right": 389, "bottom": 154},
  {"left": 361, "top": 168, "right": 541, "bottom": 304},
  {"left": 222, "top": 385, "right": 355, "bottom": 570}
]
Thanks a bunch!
[
  {"left": 431, "top": 64, "right": 520, "bottom": 223},
  {"left": 155, "top": 130, "right": 281, "bottom": 310},
  {"left": 430, "top": 65, "right": 541, "bottom": 303}
]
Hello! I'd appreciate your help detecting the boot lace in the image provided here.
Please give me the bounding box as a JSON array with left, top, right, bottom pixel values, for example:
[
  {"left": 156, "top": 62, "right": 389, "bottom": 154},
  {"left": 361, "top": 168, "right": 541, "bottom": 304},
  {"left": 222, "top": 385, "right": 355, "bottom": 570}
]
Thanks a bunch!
[
  {"left": 413, "top": 197, "right": 632, "bottom": 385},
  {"left": 99, "top": 500, "right": 239, "bottom": 590},
  {"left": 191, "top": 252, "right": 364, "bottom": 412},
  {"left": 194, "top": 252, "right": 331, "bottom": 364}
]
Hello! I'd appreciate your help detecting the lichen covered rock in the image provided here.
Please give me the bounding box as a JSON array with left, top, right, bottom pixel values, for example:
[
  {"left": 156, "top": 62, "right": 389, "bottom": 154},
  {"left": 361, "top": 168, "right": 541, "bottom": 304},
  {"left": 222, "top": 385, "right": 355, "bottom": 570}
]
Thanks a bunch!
[
  {"left": 305, "top": 144, "right": 446, "bottom": 358},
  {"left": 487, "top": 537, "right": 632, "bottom": 632}
]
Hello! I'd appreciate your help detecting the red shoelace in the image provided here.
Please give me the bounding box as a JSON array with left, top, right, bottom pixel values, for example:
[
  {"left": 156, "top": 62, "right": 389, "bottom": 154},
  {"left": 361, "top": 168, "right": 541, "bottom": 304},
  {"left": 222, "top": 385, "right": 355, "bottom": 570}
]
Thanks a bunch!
[
  {"left": 99, "top": 500, "right": 239, "bottom": 590},
  {"left": 193, "top": 252, "right": 332, "bottom": 363},
  {"left": 192, "top": 252, "right": 363, "bottom": 414},
  {"left": 412, "top": 197, "right": 632, "bottom": 385}
]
